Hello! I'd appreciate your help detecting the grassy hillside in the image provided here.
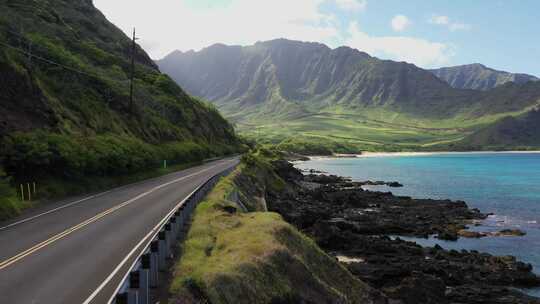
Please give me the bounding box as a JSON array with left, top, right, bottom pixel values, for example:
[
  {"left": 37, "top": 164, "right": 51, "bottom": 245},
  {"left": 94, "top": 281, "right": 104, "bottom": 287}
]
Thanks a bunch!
[
  {"left": 452, "top": 109, "right": 540, "bottom": 150},
  {"left": 169, "top": 152, "right": 385, "bottom": 303},
  {"left": 0, "top": 0, "right": 242, "bottom": 218}
]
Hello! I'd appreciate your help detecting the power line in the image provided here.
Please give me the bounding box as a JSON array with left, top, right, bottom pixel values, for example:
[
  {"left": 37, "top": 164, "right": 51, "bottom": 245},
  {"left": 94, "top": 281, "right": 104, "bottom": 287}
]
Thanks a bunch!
[
  {"left": 0, "top": 31, "right": 171, "bottom": 117},
  {"left": 0, "top": 40, "right": 99, "bottom": 78},
  {"left": 0, "top": 39, "right": 136, "bottom": 87}
]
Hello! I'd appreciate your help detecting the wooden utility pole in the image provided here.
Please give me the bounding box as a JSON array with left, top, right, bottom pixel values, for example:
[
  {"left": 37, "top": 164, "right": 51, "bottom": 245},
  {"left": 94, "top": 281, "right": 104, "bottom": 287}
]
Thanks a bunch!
[{"left": 129, "top": 28, "right": 137, "bottom": 116}]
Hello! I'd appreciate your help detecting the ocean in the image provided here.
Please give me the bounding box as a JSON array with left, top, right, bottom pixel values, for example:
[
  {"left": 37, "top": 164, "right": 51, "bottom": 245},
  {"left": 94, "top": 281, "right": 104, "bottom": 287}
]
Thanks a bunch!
[{"left": 295, "top": 152, "right": 540, "bottom": 296}]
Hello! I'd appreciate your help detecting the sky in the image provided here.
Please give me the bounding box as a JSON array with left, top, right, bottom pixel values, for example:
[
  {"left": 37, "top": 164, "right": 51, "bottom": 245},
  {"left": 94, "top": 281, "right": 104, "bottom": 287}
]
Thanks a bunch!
[{"left": 93, "top": 0, "right": 540, "bottom": 76}]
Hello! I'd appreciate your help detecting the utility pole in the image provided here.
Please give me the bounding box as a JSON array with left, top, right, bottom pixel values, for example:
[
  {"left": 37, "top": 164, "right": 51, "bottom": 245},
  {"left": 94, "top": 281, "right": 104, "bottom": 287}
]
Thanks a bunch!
[{"left": 129, "top": 28, "right": 138, "bottom": 116}]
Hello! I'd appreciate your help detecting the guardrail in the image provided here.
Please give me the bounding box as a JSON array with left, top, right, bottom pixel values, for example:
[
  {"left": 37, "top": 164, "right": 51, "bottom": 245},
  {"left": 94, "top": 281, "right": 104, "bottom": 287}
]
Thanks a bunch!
[{"left": 110, "top": 166, "right": 236, "bottom": 304}]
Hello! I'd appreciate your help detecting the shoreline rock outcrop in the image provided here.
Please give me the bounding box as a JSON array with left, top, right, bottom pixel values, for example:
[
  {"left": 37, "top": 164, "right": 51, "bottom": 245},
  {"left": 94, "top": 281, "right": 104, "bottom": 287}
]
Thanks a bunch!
[{"left": 265, "top": 160, "right": 540, "bottom": 304}]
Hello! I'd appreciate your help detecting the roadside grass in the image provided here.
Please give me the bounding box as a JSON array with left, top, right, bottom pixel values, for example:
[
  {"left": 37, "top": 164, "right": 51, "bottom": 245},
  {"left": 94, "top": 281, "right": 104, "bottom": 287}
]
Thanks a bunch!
[
  {"left": 0, "top": 195, "right": 29, "bottom": 222},
  {"left": 0, "top": 169, "right": 23, "bottom": 221},
  {"left": 169, "top": 152, "right": 377, "bottom": 303},
  {"left": 170, "top": 168, "right": 288, "bottom": 298}
]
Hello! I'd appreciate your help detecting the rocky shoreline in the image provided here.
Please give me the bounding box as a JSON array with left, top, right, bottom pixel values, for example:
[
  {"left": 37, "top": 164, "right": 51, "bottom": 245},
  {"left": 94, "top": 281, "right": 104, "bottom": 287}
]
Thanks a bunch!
[{"left": 266, "top": 159, "right": 540, "bottom": 304}]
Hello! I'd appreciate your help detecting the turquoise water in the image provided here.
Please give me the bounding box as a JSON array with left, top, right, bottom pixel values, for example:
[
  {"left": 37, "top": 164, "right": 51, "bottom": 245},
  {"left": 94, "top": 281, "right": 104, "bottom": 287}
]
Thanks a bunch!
[{"left": 296, "top": 152, "right": 540, "bottom": 296}]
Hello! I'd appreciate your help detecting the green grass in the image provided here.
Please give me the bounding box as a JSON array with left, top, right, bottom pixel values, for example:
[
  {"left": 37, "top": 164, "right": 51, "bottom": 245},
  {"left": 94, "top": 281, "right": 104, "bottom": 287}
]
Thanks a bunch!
[
  {"left": 0, "top": 169, "right": 28, "bottom": 221},
  {"left": 169, "top": 152, "right": 378, "bottom": 303},
  {"left": 235, "top": 104, "right": 540, "bottom": 153},
  {"left": 238, "top": 112, "right": 468, "bottom": 153}
]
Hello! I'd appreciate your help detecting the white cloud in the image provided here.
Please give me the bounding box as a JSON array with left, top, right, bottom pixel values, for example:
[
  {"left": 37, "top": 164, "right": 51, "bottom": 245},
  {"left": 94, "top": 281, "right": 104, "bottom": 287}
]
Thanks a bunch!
[
  {"left": 430, "top": 15, "right": 449, "bottom": 25},
  {"left": 345, "top": 22, "right": 453, "bottom": 67},
  {"left": 449, "top": 23, "right": 471, "bottom": 31},
  {"left": 93, "top": 0, "right": 454, "bottom": 68},
  {"left": 94, "top": 0, "right": 338, "bottom": 59},
  {"left": 429, "top": 15, "right": 470, "bottom": 31},
  {"left": 334, "top": 0, "right": 367, "bottom": 11},
  {"left": 391, "top": 15, "right": 411, "bottom": 32}
]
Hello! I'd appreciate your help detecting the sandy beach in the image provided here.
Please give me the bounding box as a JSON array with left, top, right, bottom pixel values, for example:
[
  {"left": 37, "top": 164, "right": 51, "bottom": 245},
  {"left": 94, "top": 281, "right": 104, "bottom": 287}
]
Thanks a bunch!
[{"left": 307, "top": 151, "right": 540, "bottom": 160}]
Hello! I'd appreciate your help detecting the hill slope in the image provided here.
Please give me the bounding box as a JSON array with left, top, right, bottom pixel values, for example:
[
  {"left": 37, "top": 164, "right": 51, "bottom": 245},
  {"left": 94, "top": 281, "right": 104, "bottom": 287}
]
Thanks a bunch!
[
  {"left": 430, "top": 64, "right": 539, "bottom": 91},
  {"left": 0, "top": 0, "right": 240, "bottom": 198},
  {"left": 456, "top": 109, "right": 540, "bottom": 150},
  {"left": 157, "top": 39, "right": 540, "bottom": 151}
]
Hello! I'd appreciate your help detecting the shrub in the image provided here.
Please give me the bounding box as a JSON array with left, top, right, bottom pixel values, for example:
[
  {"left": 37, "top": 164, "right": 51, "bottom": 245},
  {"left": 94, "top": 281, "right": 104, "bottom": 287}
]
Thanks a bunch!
[
  {"left": 1, "top": 131, "right": 233, "bottom": 181},
  {"left": 0, "top": 168, "right": 19, "bottom": 220}
]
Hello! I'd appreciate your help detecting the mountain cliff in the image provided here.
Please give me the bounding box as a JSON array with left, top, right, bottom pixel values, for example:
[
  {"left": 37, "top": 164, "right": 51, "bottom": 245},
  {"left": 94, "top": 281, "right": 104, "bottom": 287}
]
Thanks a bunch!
[
  {"left": 157, "top": 39, "right": 540, "bottom": 150},
  {"left": 0, "top": 0, "right": 240, "bottom": 181},
  {"left": 430, "top": 64, "right": 539, "bottom": 91},
  {"left": 157, "top": 39, "right": 540, "bottom": 121},
  {"left": 157, "top": 39, "right": 474, "bottom": 120}
]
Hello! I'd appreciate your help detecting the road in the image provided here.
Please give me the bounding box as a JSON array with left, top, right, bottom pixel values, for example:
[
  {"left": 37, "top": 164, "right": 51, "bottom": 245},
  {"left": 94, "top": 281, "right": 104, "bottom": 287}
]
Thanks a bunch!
[{"left": 0, "top": 157, "right": 239, "bottom": 304}]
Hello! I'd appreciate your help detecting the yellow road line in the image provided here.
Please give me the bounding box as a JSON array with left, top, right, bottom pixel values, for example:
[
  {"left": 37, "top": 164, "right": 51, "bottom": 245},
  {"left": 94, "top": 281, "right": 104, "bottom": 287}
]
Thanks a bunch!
[
  {"left": 0, "top": 200, "right": 130, "bottom": 270},
  {"left": 0, "top": 161, "right": 230, "bottom": 271}
]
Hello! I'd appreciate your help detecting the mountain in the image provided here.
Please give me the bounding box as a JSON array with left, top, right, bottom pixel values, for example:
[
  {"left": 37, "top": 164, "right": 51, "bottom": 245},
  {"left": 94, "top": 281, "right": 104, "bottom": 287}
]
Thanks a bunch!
[
  {"left": 430, "top": 64, "right": 539, "bottom": 91},
  {"left": 0, "top": 0, "right": 240, "bottom": 181},
  {"left": 157, "top": 39, "right": 473, "bottom": 120},
  {"left": 456, "top": 109, "right": 540, "bottom": 149},
  {"left": 157, "top": 39, "right": 540, "bottom": 151}
]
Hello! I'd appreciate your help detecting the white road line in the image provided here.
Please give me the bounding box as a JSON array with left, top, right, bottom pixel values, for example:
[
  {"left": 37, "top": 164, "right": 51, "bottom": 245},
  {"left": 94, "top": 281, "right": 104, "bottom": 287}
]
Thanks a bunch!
[
  {"left": 0, "top": 161, "right": 233, "bottom": 270},
  {"left": 83, "top": 161, "right": 234, "bottom": 304},
  {"left": 0, "top": 160, "right": 228, "bottom": 232},
  {"left": 0, "top": 191, "right": 112, "bottom": 232}
]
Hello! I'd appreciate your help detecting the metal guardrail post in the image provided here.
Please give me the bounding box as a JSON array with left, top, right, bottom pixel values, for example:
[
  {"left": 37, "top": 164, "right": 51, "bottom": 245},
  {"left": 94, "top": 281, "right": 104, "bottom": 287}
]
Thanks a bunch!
[
  {"left": 128, "top": 271, "right": 140, "bottom": 304},
  {"left": 115, "top": 292, "right": 127, "bottom": 304},
  {"left": 186, "top": 198, "right": 192, "bottom": 213},
  {"left": 178, "top": 206, "right": 186, "bottom": 238},
  {"left": 158, "top": 231, "right": 167, "bottom": 271},
  {"left": 140, "top": 254, "right": 151, "bottom": 304},
  {"left": 140, "top": 269, "right": 149, "bottom": 304},
  {"left": 174, "top": 211, "right": 181, "bottom": 232},
  {"left": 149, "top": 242, "right": 159, "bottom": 287},
  {"left": 170, "top": 216, "right": 178, "bottom": 238},
  {"left": 165, "top": 223, "right": 172, "bottom": 255},
  {"left": 179, "top": 205, "right": 186, "bottom": 223},
  {"left": 131, "top": 269, "right": 148, "bottom": 304},
  {"left": 115, "top": 290, "right": 137, "bottom": 304}
]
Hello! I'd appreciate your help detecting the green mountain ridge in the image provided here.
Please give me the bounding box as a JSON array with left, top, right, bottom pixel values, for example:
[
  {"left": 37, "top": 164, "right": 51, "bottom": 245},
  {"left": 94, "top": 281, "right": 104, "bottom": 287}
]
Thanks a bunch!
[
  {"left": 157, "top": 39, "right": 540, "bottom": 152},
  {"left": 0, "top": 0, "right": 241, "bottom": 193},
  {"left": 430, "top": 63, "right": 539, "bottom": 91}
]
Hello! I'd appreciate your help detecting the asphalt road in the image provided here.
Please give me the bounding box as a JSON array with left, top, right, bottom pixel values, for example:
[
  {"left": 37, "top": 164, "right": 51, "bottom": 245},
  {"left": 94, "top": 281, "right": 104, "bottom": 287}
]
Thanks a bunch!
[{"left": 0, "top": 157, "right": 239, "bottom": 304}]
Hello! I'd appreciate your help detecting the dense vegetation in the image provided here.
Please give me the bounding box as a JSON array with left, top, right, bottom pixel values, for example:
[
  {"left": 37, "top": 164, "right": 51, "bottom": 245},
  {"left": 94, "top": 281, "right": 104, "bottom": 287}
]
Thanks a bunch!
[
  {"left": 2, "top": 132, "right": 236, "bottom": 180},
  {"left": 0, "top": 168, "right": 20, "bottom": 221},
  {"left": 158, "top": 39, "right": 540, "bottom": 154},
  {"left": 170, "top": 151, "right": 381, "bottom": 303},
  {"left": 0, "top": 0, "right": 242, "bottom": 219}
]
